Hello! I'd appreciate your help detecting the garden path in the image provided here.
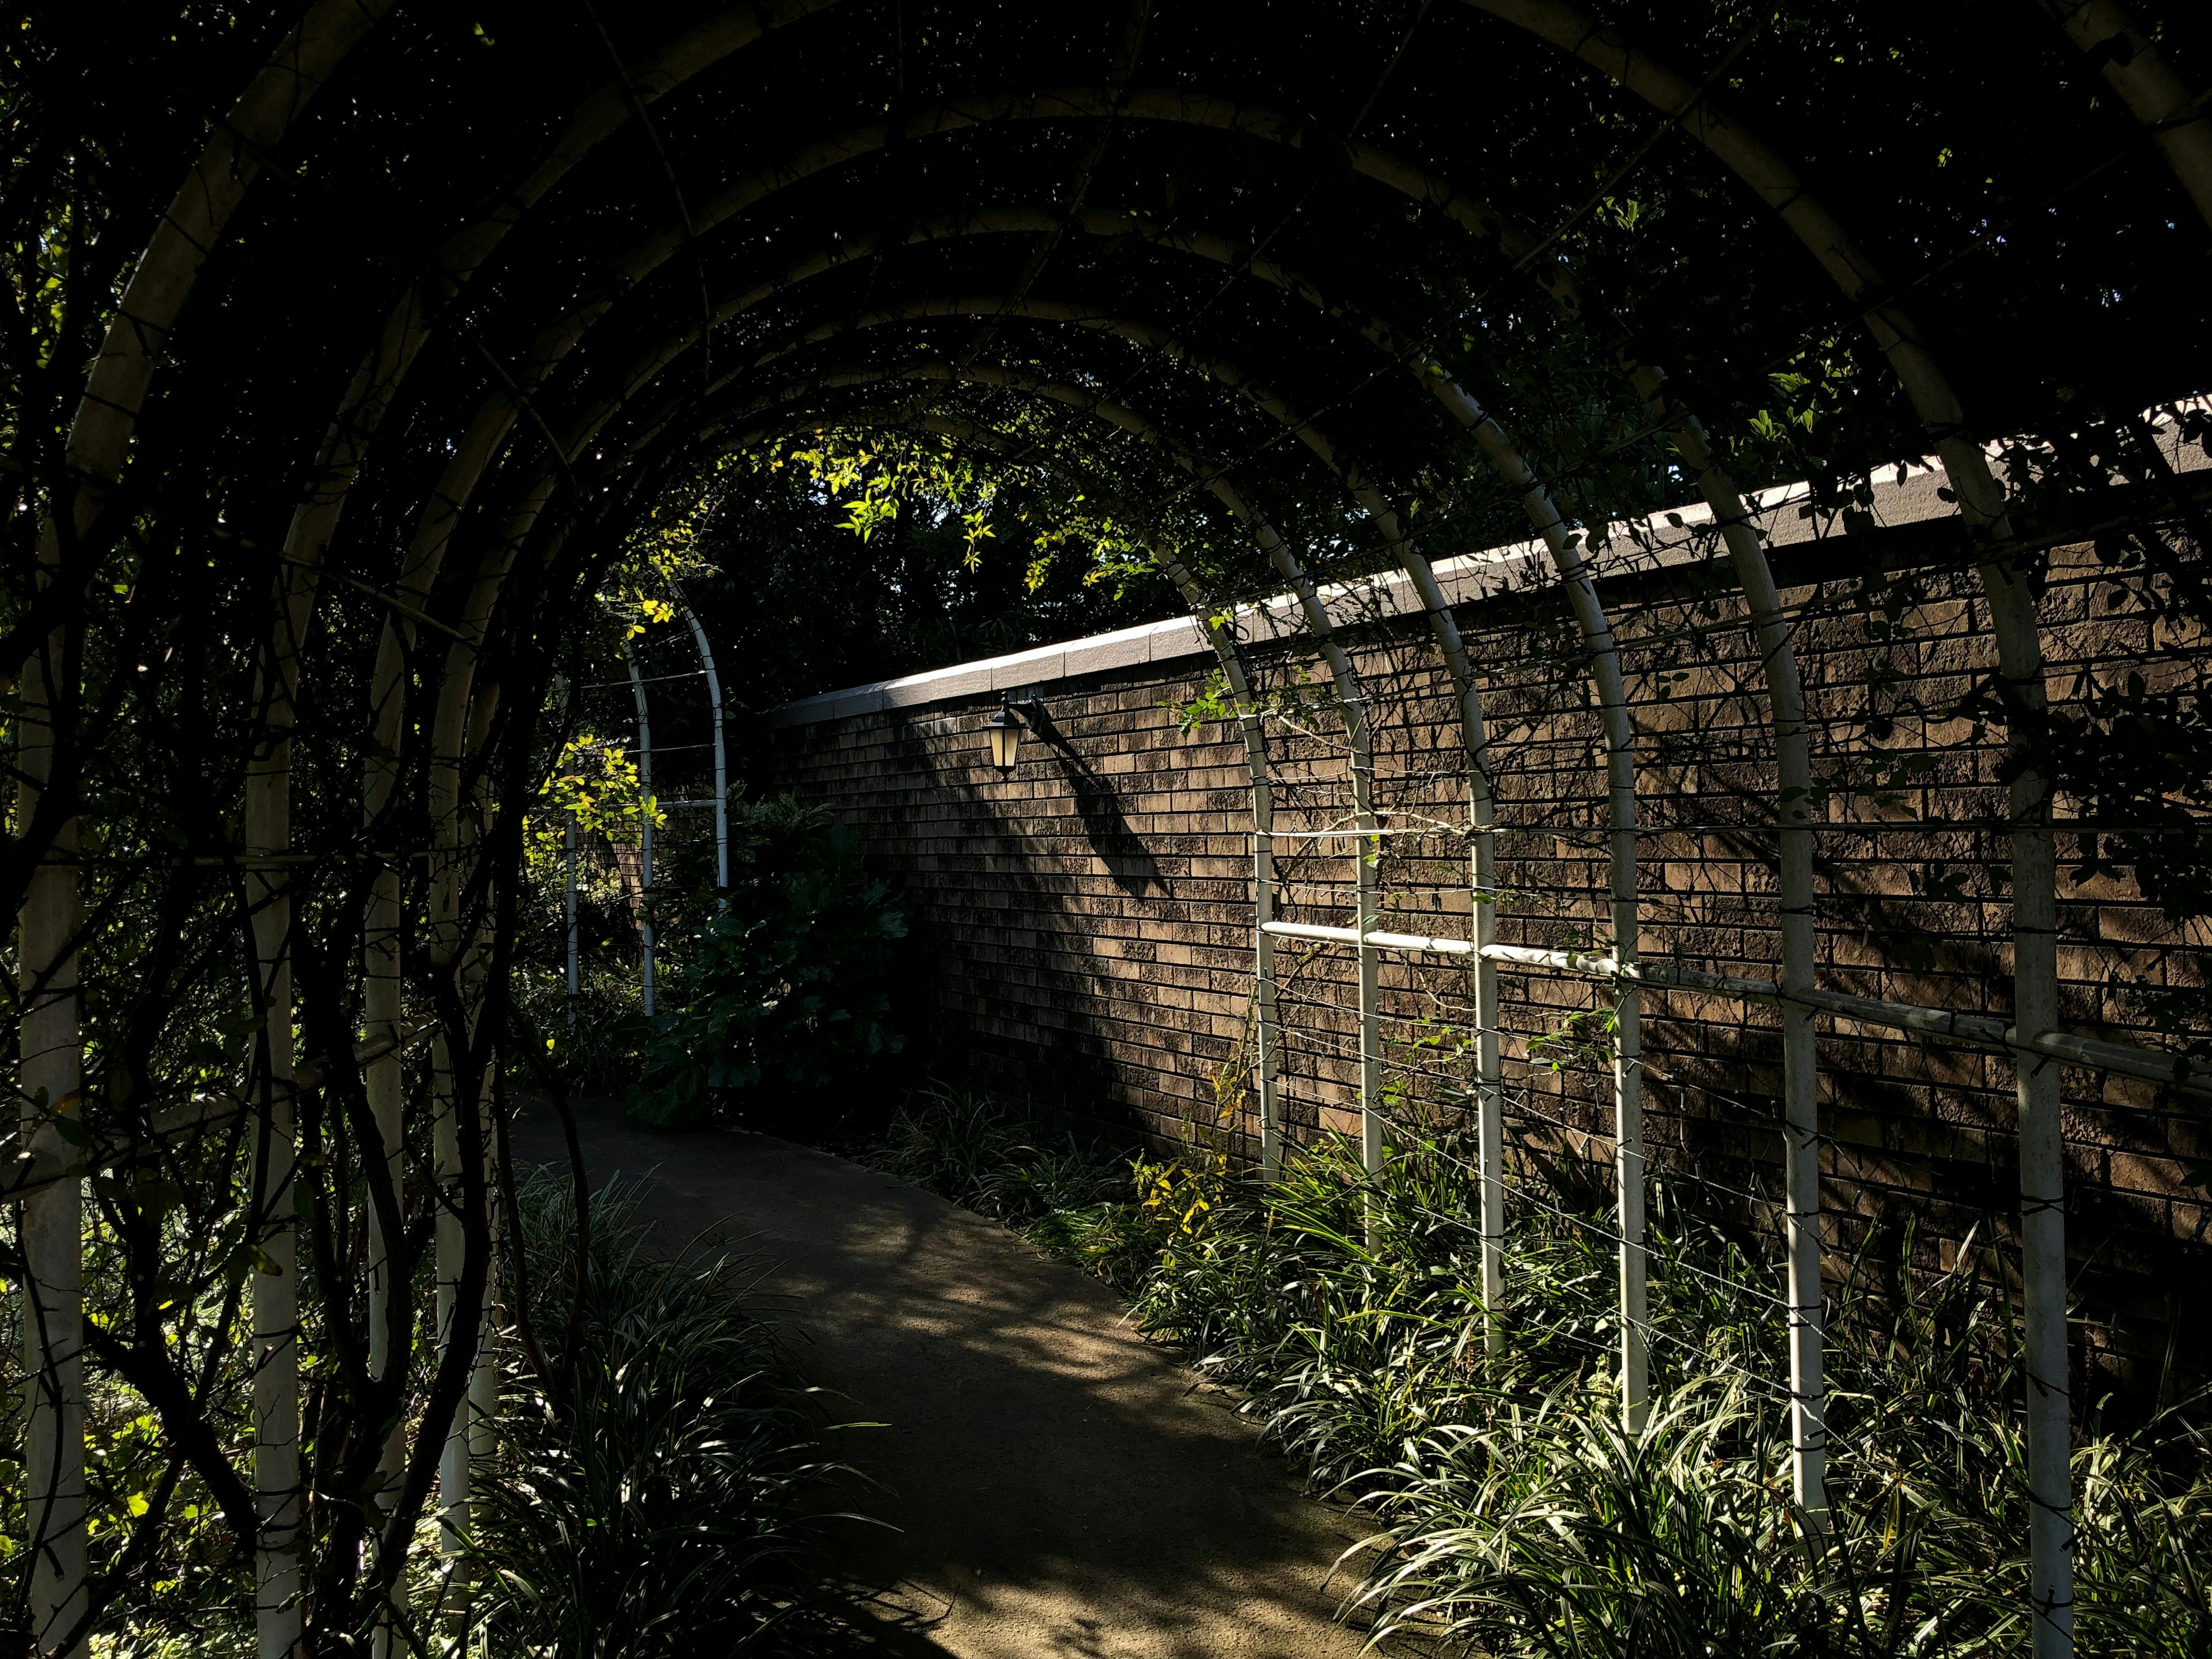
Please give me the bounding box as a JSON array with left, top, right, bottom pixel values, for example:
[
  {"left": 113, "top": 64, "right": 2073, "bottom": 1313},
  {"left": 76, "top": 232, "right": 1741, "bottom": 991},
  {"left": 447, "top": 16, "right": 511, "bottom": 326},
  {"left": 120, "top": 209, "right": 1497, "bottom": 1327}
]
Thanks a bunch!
[{"left": 512, "top": 1097, "right": 1381, "bottom": 1659}]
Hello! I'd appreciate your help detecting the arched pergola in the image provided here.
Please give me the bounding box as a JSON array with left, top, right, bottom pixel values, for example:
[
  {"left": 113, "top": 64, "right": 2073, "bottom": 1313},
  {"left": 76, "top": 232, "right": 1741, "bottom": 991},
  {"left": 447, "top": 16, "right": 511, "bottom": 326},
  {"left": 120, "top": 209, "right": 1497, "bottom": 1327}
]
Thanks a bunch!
[{"left": 10, "top": 2, "right": 2212, "bottom": 1652}]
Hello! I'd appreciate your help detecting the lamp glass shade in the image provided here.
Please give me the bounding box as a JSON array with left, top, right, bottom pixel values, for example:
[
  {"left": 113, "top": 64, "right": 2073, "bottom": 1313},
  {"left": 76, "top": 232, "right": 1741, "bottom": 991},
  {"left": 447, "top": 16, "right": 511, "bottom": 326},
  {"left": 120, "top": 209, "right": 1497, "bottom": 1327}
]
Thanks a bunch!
[{"left": 987, "top": 708, "right": 1020, "bottom": 771}]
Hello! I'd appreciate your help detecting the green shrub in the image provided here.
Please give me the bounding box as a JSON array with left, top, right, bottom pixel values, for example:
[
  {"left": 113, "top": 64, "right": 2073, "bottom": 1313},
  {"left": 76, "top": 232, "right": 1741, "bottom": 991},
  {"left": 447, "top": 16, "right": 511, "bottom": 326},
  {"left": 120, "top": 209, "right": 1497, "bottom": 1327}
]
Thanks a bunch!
[
  {"left": 625, "top": 798, "right": 907, "bottom": 1128},
  {"left": 879, "top": 1097, "right": 2212, "bottom": 1658},
  {"left": 878, "top": 1085, "right": 1154, "bottom": 1283},
  {"left": 470, "top": 1171, "right": 854, "bottom": 1658}
]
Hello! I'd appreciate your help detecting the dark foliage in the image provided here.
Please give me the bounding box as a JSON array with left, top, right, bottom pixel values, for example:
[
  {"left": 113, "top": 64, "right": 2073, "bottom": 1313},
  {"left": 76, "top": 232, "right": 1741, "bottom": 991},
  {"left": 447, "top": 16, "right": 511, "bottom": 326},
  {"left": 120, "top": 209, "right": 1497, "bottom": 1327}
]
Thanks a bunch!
[{"left": 625, "top": 799, "right": 910, "bottom": 1130}]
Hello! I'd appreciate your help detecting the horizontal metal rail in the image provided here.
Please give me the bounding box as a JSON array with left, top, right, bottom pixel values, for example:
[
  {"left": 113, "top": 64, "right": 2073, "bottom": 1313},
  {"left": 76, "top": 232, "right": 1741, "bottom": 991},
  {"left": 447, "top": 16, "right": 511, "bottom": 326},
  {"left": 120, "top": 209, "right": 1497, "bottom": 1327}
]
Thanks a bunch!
[{"left": 1258, "top": 921, "right": 2212, "bottom": 1096}]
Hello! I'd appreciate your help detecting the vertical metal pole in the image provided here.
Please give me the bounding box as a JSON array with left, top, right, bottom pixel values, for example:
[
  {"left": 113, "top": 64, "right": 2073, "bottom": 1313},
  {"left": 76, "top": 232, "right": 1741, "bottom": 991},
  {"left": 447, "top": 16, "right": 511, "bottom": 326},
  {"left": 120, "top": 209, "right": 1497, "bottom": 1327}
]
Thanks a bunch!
[
  {"left": 245, "top": 756, "right": 301, "bottom": 1659},
  {"left": 564, "top": 818, "right": 580, "bottom": 1016},
  {"left": 1254, "top": 816, "right": 1281, "bottom": 1183},
  {"left": 1421, "top": 382, "right": 1646, "bottom": 1431},
  {"left": 465, "top": 1056, "right": 499, "bottom": 1537},
  {"left": 247, "top": 550, "right": 319, "bottom": 1659},
  {"left": 433, "top": 1032, "right": 465, "bottom": 1558},
  {"left": 1158, "top": 555, "right": 1279, "bottom": 1181},
  {"left": 431, "top": 1005, "right": 495, "bottom": 1590},
  {"left": 1595, "top": 608, "right": 1649, "bottom": 1435},
  {"left": 1633, "top": 377, "right": 1828, "bottom": 1518},
  {"left": 1775, "top": 765, "right": 1830, "bottom": 1512},
  {"left": 18, "top": 632, "right": 84, "bottom": 1659},
  {"left": 1347, "top": 498, "right": 1504, "bottom": 1350},
  {"left": 427, "top": 672, "right": 474, "bottom": 1584},
  {"left": 1612, "top": 901, "right": 1649, "bottom": 1434},
  {"left": 1474, "top": 806, "right": 1505, "bottom": 1355},
  {"left": 2017, "top": 945, "right": 2072, "bottom": 1659},
  {"left": 683, "top": 605, "right": 729, "bottom": 892},
  {"left": 1351, "top": 703, "right": 1383, "bottom": 1246},
  {"left": 362, "top": 624, "right": 410, "bottom": 1659},
  {"left": 1994, "top": 579, "right": 2074, "bottom": 1659},
  {"left": 363, "top": 856, "right": 404, "bottom": 1659},
  {"left": 624, "top": 643, "right": 656, "bottom": 1017},
  {"left": 427, "top": 645, "right": 502, "bottom": 1627},
  {"left": 1199, "top": 490, "right": 1376, "bottom": 1225}
]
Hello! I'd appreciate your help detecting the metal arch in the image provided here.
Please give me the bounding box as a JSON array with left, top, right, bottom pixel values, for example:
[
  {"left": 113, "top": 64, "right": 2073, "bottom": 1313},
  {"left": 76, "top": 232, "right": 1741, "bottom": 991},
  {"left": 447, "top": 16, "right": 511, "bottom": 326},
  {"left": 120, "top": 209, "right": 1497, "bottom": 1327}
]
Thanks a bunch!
[
  {"left": 2043, "top": 0, "right": 2212, "bottom": 231},
  {"left": 571, "top": 146, "right": 1828, "bottom": 1402},
  {"left": 623, "top": 641, "right": 658, "bottom": 1014},
  {"left": 425, "top": 342, "right": 1398, "bottom": 1211},
  {"left": 472, "top": 194, "right": 1739, "bottom": 1396},
  {"left": 1401, "top": 378, "right": 1651, "bottom": 1428},
  {"left": 761, "top": 357, "right": 1585, "bottom": 1294},
  {"left": 1625, "top": 378, "right": 1828, "bottom": 1514},
  {"left": 1198, "top": 481, "right": 1385, "bottom": 1229},
  {"left": 551, "top": 273, "right": 1630, "bottom": 1347},
  {"left": 682, "top": 603, "right": 732, "bottom": 893},
  {"left": 406, "top": 460, "right": 625, "bottom": 1574},
  {"left": 648, "top": 339, "right": 1707, "bottom": 1427},
  {"left": 449, "top": 438, "right": 1383, "bottom": 1243},
  {"left": 397, "top": 151, "right": 1785, "bottom": 1427},
  {"left": 1450, "top": 1, "right": 2070, "bottom": 1639},
  {"left": 650, "top": 377, "right": 1531, "bottom": 1293},
  {"left": 21, "top": 6, "right": 400, "bottom": 1653},
  {"left": 342, "top": 16, "right": 2082, "bottom": 1484},
  {"left": 36, "top": 12, "right": 2196, "bottom": 1653},
  {"left": 427, "top": 343, "right": 1396, "bottom": 1203},
  {"left": 327, "top": 111, "right": 1778, "bottom": 1354},
  {"left": 231, "top": 12, "right": 842, "bottom": 1620},
  {"left": 456, "top": 253, "right": 1626, "bottom": 1314},
  {"left": 1146, "top": 550, "right": 1289, "bottom": 1180}
]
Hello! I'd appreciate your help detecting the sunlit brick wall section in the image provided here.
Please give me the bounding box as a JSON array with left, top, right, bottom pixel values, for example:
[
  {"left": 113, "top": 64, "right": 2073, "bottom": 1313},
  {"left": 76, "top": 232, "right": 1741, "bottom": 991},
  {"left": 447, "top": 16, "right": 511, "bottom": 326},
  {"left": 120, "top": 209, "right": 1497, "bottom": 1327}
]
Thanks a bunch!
[{"left": 755, "top": 533, "right": 2210, "bottom": 1378}]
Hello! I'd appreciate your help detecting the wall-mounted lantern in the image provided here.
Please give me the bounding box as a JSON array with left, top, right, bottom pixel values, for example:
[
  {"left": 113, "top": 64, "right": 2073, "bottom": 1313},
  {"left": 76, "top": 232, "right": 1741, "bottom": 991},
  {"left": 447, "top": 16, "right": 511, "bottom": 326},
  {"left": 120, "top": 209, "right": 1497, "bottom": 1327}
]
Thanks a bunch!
[{"left": 986, "top": 693, "right": 1033, "bottom": 772}]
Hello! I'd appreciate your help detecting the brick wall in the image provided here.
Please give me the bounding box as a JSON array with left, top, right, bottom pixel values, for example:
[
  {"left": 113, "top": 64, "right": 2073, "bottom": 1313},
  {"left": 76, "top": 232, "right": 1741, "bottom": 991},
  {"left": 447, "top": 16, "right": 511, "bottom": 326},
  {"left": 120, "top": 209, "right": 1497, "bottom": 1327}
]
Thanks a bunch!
[{"left": 755, "top": 531, "right": 2211, "bottom": 1381}]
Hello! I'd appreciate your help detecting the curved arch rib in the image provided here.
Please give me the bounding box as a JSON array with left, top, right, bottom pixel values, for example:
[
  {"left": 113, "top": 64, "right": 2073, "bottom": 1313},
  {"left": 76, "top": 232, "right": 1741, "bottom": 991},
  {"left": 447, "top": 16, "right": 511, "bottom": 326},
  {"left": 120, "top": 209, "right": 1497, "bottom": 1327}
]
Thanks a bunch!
[
  {"left": 2041, "top": 0, "right": 2212, "bottom": 231},
  {"left": 505, "top": 88, "right": 1830, "bottom": 1427},
  {"left": 32, "top": 6, "right": 397, "bottom": 1654},
  {"left": 1460, "top": 0, "right": 2065, "bottom": 1630},
  {"left": 440, "top": 342, "right": 1387, "bottom": 1205}
]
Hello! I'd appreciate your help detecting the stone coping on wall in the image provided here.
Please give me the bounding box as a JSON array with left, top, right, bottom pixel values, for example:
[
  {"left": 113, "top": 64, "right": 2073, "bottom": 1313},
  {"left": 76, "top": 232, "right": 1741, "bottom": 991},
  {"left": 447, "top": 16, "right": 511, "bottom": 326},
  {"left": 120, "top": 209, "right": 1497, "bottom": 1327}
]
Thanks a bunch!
[{"left": 762, "top": 406, "right": 2209, "bottom": 730}]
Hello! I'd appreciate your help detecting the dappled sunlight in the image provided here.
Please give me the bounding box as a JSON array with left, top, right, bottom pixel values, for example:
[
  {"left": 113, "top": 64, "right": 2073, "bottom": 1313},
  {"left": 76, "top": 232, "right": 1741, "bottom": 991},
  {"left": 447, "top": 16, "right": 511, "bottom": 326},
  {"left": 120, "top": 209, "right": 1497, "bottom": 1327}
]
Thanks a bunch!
[{"left": 513, "top": 1099, "right": 1377, "bottom": 1658}]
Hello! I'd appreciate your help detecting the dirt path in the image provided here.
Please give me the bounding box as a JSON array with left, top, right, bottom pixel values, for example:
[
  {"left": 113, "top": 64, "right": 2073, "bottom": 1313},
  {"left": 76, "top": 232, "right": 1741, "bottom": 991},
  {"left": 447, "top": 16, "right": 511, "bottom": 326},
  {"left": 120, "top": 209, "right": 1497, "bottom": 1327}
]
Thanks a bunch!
[{"left": 511, "top": 1098, "right": 1380, "bottom": 1659}]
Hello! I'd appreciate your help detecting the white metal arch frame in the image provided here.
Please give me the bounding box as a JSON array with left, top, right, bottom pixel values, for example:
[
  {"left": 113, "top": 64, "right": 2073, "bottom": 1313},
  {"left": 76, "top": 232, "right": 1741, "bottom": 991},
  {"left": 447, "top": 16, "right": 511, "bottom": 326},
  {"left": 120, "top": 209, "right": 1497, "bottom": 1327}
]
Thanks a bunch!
[
  {"left": 1449, "top": 5, "right": 2073, "bottom": 1641},
  {"left": 22, "top": 6, "right": 2212, "bottom": 1655},
  {"left": 557, "top": 238, "right": 1659, "bottom": 1410},
  {"left": 527, "top": 290, "right": 1650, "bottom": 1396},
  {"left": 437, "top": 353, "right": 1381, "bottom": 1194},
  {"left": 547, "top": 184, "right": 1818, "bottom": 1425},
  {"left": 20, "top": 8, "right": 402, "bottom": 1654},
  {"left": 285, "top": 81, "right": 2185, "bottom": 1637},
  {"left": 496, "top": 94, "right": 1832, "bottom": 1463},
  {"left": 472, "top": 351, "right": 1391, "bottom": 1182}
]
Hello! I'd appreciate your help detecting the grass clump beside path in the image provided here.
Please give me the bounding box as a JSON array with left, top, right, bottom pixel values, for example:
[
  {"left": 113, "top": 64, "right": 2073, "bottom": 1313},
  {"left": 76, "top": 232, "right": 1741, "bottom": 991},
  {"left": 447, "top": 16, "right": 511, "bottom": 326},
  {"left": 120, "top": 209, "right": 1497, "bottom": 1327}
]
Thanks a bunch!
[
  {"left": 879, "top": 1087, "right": 2212, "bottom": 1658},
  {"left": 468, "top": 1171, "right": 862, "bottom": 1658}
]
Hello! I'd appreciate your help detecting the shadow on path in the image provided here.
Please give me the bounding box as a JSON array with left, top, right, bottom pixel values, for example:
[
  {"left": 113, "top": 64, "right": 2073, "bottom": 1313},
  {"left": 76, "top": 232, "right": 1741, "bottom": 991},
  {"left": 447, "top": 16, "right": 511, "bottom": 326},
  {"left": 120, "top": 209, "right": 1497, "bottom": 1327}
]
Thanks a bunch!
[{"left": 512, "top": 1096, "right": 1381, "bottom": 1659}]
